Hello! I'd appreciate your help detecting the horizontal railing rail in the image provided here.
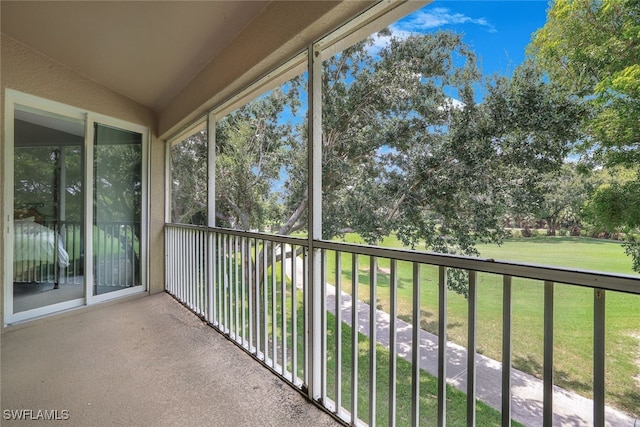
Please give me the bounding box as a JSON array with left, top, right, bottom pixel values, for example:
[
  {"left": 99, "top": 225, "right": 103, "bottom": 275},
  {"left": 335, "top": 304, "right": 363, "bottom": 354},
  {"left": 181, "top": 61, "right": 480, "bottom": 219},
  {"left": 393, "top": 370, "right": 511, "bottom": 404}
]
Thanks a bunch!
[
  {"left": 165, "top": 223, "right": 640, "bottom": 427},
  {"left": 316, "top": 240, "right": 640, "bottom": 295}
]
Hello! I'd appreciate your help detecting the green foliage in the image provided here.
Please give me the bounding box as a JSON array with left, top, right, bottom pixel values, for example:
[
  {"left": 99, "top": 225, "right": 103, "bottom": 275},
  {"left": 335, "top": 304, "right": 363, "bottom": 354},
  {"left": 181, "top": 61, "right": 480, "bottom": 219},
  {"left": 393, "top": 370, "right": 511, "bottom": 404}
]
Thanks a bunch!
[
  {"left": 200, "top": 30, "right": 586, "bottom": 295},
  {"left": 531, "top": 0, "right": 640, "bottom": 272},
  {"left": 215, "top": 80, "right": 306, "bottom": 232},
  {"left": 585, "top": 180, "right": 640, "bottom": 230},
  {"left": 530, "top": 0, "right": 640, "bottom": 161},
  {"left": 15, "top": 146, "right": 84, "bottom": 221},
  {"left": 623, "top": 237, "right": 640, "bottom": 273},
  {"left": 171, "top": 130, "right": 208, "bottom": 225}
]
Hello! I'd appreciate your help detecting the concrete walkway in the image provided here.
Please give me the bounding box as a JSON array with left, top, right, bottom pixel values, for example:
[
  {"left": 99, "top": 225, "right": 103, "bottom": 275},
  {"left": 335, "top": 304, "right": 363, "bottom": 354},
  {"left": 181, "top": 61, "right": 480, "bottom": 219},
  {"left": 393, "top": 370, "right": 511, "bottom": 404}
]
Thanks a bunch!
[
  {"left": 281, "top": 254, "right": 637, "bottom": 426},
  {"left": 1, "top": 293, "right": 338, "bottom": 427},
  {"left": 324, "top": 283, "right": 637, "bottom": 427}
]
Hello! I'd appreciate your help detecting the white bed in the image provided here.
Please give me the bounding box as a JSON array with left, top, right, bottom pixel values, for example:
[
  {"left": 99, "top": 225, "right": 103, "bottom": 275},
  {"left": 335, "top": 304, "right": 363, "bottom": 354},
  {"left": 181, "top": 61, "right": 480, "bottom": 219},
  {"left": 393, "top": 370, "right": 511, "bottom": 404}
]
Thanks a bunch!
[{"left": 13, "top": 220, "right": 70, "bottom": 283}]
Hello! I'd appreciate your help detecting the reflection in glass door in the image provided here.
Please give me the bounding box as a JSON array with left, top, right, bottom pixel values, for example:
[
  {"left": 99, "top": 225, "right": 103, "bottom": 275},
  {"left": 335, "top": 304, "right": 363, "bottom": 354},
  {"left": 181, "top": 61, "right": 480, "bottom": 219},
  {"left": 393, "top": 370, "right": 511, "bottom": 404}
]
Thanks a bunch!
[
  {"left": 13, "top": 105, "right": 85, "bottom": 313},
  {"left": 93, "top": 124, "right": 143, "bottom": 295}
]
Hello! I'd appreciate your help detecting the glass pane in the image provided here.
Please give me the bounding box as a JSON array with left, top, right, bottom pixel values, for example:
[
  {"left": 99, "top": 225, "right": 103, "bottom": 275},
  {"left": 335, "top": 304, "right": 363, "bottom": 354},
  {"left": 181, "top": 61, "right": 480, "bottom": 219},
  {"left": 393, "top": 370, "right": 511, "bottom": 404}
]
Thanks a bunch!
[
  {"left": 13, "top": 105, "right": 85, "bottom": 312},
  {"left": 93, "top": 123, "right": 142, "bottom": 295}
]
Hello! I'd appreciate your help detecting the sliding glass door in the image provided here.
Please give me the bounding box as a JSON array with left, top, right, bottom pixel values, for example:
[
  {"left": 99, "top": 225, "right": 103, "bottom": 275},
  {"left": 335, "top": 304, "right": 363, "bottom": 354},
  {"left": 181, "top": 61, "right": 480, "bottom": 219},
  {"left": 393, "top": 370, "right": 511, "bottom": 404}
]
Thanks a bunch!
[
  {"left": 12, "top": 105, "right": 85, "bottom": 314},
  {"left": 93, "top": 124, "right": 143, "bottom": 295},
  {"left": 5, "top": 91, "right": 148, "bottom": 324}
]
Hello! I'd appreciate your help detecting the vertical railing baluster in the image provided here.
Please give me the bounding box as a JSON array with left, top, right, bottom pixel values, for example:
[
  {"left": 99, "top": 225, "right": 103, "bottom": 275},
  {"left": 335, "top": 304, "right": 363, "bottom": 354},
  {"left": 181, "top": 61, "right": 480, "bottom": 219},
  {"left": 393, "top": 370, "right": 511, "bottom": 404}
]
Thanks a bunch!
[
  {"left": 351, "top": 253, "right": 359, "bottom": 424},
  {"left": 184, "top": 229, "right": 188, "bottom": 304},
  {"left": 233, "top": 234, "right": 238, "bottom": 337},
  {"left": 207, "top": 230, "right": 214, "bottom": 324},
  {"left": 281, "top": 243, "right": 287, "bottom": 378},
  {"left": 335, "top": 250, "right": 343, "bottom": 414},
  {"left": 175, "top": 228, "right": 179, "bottom": 296},
  {"left": 192, "top": 230, "right": 197, "bottom": 311},
  {"left": 369, "top": 256, "right": 377, "bottom": 426},
  {"left": 201, "top": 230, "right": 206, "bottom": 315},
  {"left": 241, "top": 237, "right": 247, "bottom": 347},
  {"left": 411, "top": 262, "right": 421, "bottom": 427},
  {"left": 196, "top": 230, "right": 201, "bottom": 311},
  {"left": 194, "top": 230, "right": 198, "bottom": 311},
  {"left": 467, "top": 271, "right": 477, "bottom": 427},
  {"left": 389, "top": 259, "right": 397, "bottom": 427},
  {"left": 292, "top": 244, "right": 298, "bottom": 384},
  {"left": 594, "top": 288, "right": 606, "bottom": 427},
  {"left": 543, "top": 281, "right": 555, "bottom": 426},
  {"left": 185, "top": 230, "right": 195, "bottom": 311},
  {"left": 217, "top": 232, "right": 223, "bottom": 328},
  {"left": 194, "top": 230, "right": 199, "bottom": 312},
  {"left": 175, "top": 228, "right": 180, "bottom": 299},
  {"left": 214, "top": 231, "right": 220, "bottom": 326},
  {"left": 110, "top": 224, "right": 114, "bottom": 286},
  {"left": 502, "top": 275, "right": 512, "bottom": 427},
  {"left": 271, "top": 242, "right": 277, "bottom": 368},
  {"left": 303, "top": 246, "right": 308, "bottom": 387},
  {"left": 248, "top": 238, "right": 254, "bottom": 351},
  {"left": 228, "top": 234, "right": 232, "bottom": 335},
  {"left": 223, "top": 233, "right": 229, "bottom": 332},
  {"left": 438, "top": 265, "right": 448, "bottom": 427},
  {"left": 254, "top": 239, "right": 262, "bottom": 356},
  {"left": 321, "top": 250, "right": 327, "bottom": 402},
  {"left": 263, "top": 240, "right": 269, "bottom": 362}
]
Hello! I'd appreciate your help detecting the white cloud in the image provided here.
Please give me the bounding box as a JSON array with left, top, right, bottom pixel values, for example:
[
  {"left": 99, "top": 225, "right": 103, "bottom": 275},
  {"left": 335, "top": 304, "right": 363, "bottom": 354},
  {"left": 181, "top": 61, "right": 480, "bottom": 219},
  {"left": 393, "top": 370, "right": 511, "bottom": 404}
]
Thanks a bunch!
[
  {"left": 393, "top": 7, "right": 497, "bottom": 34},
  {"left": 365, "top": 7, "right": 495, "bottom": 58}
]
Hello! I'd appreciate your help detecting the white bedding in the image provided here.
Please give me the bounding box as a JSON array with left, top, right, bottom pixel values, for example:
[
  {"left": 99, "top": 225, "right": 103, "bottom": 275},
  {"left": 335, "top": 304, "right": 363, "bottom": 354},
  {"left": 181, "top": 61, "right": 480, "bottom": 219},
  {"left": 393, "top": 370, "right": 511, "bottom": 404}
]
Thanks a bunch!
[{"left": 13, "top": 220, "right": 70, "bottom": 268}]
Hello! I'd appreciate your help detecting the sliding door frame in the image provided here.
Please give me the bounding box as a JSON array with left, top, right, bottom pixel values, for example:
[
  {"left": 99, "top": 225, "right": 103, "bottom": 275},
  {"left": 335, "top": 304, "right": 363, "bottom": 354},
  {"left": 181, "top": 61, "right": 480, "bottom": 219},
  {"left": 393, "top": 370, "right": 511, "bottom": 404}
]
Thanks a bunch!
[{"left": 3, "top": 90, "right": 149, "bottom": 325}]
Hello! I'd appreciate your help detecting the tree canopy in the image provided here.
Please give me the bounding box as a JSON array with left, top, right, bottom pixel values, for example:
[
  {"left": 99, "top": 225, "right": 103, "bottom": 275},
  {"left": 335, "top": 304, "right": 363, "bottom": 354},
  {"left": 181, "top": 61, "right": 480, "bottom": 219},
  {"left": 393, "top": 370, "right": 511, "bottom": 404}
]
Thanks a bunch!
[
  {"left": 530, "top": 0, "right": 640, "bottom": 165},
  {"left": 195, "top": 29, "right": 584, "bottom": 294},
  {"left": 530, "top": 0, "right": 640, "bottom": 270}
]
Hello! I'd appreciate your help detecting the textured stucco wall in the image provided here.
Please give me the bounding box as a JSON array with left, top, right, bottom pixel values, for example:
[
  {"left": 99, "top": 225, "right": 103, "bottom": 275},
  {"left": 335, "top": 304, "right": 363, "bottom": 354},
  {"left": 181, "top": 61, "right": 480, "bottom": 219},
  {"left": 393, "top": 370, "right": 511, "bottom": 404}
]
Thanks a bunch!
[{"left": 1, "top": 34, "right": 166, "bottom": 326}]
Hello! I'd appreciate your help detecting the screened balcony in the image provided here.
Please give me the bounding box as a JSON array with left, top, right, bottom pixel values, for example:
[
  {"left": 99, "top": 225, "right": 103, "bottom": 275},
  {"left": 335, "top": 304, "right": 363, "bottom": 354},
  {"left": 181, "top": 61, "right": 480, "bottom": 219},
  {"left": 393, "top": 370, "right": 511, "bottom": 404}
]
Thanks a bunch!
[
  {"left": 165, "top": 224, "right": 640, "bottom": 427},
  {"left": 3, "top": 1, "right": 639, "bottom": 426}
]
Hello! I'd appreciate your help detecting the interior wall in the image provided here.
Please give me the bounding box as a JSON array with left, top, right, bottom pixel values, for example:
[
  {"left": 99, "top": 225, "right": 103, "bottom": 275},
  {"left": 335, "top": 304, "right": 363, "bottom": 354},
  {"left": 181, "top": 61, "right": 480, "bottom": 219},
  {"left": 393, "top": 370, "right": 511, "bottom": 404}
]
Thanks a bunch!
[{"left": 1, "top": 34, "right": 165, "bottom": 326}]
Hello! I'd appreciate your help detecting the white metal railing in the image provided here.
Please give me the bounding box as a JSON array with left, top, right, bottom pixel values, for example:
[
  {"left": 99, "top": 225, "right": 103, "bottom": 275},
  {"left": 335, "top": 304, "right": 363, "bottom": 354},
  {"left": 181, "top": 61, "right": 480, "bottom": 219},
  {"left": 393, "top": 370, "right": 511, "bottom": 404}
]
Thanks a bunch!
[{"left": 165, "top": 223, "right": 640, "bottom": 427}]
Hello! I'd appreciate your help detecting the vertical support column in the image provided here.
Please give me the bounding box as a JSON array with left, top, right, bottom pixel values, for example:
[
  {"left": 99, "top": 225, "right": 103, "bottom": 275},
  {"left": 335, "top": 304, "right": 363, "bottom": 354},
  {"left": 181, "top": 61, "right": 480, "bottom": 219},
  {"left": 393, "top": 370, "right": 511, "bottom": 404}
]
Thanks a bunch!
[
  {"left": 84, "top": 114, "right": 95, "bottom": 301},
  {"left": 307, "top": 43, "right": 323, "bottom": 401},
  {"left": 207, "top": 113, "right": 216, "bottom": 228},
  {"left": 207, "top": 113, "right": 216, "bottom": 323}
]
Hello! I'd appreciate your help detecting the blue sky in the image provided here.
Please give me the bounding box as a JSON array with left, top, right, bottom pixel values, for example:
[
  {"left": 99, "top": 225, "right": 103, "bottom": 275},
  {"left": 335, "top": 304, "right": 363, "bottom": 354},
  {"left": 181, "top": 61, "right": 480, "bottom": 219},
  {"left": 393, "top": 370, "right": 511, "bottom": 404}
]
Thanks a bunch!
[{"left": 390, "top": 1, "right": 550, "bottom": 77}]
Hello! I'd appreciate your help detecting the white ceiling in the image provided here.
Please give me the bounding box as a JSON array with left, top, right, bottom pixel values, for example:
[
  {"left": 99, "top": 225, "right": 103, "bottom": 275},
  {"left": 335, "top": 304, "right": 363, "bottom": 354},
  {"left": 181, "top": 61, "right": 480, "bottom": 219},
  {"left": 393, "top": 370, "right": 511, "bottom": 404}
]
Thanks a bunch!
[{"left": 1, "top": 1, "right": 270, "bottom": 112}]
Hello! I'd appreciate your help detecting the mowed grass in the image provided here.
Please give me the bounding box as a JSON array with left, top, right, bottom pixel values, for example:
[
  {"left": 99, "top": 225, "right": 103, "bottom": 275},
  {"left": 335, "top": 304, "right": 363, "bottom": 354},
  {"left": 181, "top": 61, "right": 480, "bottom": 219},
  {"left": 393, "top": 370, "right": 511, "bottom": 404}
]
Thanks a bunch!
[{"left": 326, "top": 234, "right": 640, "bottom": 417}]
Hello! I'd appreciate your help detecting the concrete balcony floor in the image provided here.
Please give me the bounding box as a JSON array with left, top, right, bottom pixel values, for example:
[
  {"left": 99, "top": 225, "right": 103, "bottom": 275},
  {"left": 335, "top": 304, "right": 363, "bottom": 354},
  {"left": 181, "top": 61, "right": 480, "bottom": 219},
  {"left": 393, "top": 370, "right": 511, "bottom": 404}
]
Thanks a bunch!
[{"left": 1, "top": 293, "right": 338, "bottom": 426}]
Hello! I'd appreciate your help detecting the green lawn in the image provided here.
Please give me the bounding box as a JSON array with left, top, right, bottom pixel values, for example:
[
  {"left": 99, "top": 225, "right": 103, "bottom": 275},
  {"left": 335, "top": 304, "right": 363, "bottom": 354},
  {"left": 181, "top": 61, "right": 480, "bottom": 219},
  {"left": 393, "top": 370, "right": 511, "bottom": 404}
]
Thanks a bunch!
[
  {"left": 237, "top": 258, "right": 516, "bottom": 426},
  {"left": 326, "top": 234, "right": 640, "bottom": 418}
]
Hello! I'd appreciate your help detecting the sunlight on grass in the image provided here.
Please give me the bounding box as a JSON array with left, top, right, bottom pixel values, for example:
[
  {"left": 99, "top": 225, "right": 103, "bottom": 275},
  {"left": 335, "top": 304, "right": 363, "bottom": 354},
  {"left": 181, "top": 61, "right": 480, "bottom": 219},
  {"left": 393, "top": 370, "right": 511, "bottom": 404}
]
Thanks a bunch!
[{"left": 326, "top": 233, "right": 640, "bottom": 418}]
